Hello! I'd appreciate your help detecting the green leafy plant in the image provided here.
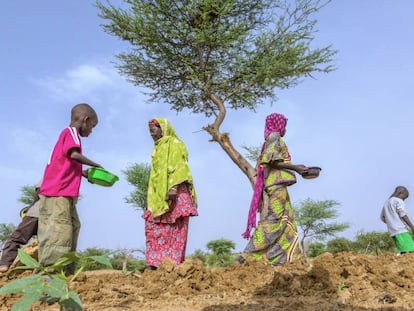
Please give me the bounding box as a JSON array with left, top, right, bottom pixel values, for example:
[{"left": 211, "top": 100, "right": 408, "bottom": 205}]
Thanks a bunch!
[
  {"left": 337, "top": 282, "right": 347, "bottom": 291},
  {"left": 0, "top": 248, "right": 112, "bottom": 311}
]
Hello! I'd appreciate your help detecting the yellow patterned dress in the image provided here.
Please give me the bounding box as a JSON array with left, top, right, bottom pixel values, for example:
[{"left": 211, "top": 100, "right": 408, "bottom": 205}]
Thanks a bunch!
[{"left": 243, "top": 132, "right": 301, "bottom": 265}]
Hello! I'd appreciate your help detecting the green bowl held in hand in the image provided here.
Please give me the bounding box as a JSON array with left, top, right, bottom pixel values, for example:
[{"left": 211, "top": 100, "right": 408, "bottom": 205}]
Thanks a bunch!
[{"left": 87, "top": 167, "right": 119, "bottom": 187}]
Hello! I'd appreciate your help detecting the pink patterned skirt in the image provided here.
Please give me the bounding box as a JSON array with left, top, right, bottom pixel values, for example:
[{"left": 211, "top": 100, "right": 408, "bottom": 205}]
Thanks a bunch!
[{"left": 143, "top": 183, "right": 198, "bottom": 266}]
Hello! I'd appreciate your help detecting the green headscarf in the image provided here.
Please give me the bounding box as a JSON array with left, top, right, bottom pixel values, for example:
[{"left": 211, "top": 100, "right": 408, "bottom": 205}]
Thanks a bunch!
[{"left": 147, "top": 118, "right": 197, "bottom": 217}]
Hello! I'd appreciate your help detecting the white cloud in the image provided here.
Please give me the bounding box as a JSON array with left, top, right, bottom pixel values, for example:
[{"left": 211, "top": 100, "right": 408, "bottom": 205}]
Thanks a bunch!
[{"left": 34, "top": 64, "right": 120, "bottom": 102}]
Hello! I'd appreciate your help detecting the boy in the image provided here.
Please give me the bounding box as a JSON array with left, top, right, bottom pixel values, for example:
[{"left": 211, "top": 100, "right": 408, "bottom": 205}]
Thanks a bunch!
[
  {"left": 38, "top": 103, "right": 102, "bottom": 275},
  {"left": 380, "top": 186, "right": 414, "bottom": 253},
  {"left": 0, "top": 182, "right": 40, "bottom": 273}
]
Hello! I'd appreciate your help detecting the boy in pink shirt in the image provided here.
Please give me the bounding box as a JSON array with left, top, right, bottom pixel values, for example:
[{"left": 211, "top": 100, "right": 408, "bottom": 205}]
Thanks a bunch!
[{"left": 38, "top": 103, "right": 102, "bottom": 275}]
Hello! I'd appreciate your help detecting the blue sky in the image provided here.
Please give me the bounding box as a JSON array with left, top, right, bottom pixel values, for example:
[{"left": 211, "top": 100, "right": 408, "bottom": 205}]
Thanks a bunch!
[{"left": 2, "top": 1, "right": 414, "bottom": 256}]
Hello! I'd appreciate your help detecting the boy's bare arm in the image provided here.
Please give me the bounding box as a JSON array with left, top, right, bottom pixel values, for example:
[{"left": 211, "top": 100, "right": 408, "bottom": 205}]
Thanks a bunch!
[
  {"left": 401, "top": 215, "right": 414, "bottom": 232},
  {"left": 68, "top": 148, "right": 102, "bottom": 168},
  {"left": 380, "top": 209, "right": 386, "bottom": 223}
]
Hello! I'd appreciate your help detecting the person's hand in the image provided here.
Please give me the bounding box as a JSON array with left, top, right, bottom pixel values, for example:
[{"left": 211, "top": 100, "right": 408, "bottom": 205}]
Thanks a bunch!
[
  {"left": 295, "top": 165, "right": 308, "bottom": 175},
  {"left": 82, "top": 169, "right": 89, "bottom": 178},
  {"left": 165, "top": 187, "right": 178, "bottom": 203}
]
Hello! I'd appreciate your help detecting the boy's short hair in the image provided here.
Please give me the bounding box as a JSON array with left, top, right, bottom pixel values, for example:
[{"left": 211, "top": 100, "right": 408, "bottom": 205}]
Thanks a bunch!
[
  {"left": 71, "top": 103, "right": 98, "bottom": 122},
  {"left": 394, "top": 186, "right": 409, "bottom": 198}
]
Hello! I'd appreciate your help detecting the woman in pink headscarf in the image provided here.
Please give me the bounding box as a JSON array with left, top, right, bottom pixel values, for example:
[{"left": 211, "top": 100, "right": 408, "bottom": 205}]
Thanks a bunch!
[{"left": 240, "top": 113, "right": 309, "bottom": 265}]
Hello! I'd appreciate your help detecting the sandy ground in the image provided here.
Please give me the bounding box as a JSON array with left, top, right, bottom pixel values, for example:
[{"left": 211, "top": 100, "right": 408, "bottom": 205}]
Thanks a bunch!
[{"left": 1, "top": 251, "right": 414, "bottom": 310}]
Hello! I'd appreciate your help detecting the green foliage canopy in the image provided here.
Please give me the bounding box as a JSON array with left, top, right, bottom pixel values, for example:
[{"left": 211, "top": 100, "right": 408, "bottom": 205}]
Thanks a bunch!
[
  {"left": 205, "top": 238, "right": 236, "bottom": 267},
  {"left": 294, "top": 198, "right": 350, "bottom": 254},
  {"left": 123, "top": 162, "right": 151, "bottom": 211},
  {"left": 306, "top": 231, "right": 396, "bottom": 258},
  {"left": 306, "top": 241, "right": 325, "bottom": 258},
  {"left": 97, "top": 0, "right": 336, "bottom": 116},
  {"left": 353, "top": 231, "right": 395, "bottom": 255},
  {"left": 325, "top": 237, "right": 354, "bottom": 254}
]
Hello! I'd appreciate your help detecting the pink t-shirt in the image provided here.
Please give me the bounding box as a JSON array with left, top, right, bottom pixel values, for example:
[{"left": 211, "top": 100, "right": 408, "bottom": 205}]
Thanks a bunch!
[{"left": 40, "top": 127, "right": 83, "bottom": 197}]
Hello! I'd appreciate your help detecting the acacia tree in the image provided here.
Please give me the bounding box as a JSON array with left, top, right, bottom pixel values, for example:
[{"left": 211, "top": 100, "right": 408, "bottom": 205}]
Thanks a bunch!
[
  {"left": 294, "top": 198, "right": 349, "bottom": 255},
  {"left": 96, "top": 0, "right": 336, "bottom": 186}
]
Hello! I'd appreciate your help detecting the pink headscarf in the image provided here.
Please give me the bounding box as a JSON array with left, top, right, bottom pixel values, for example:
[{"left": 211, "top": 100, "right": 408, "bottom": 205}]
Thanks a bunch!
[{"left": 242, "top": 113, "right": 288, "bottom": 239}]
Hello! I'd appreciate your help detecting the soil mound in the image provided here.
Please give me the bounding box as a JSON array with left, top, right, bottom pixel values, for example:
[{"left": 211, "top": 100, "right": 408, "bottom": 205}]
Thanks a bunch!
[{"left": 1, "top": 252, "right": 414, "bottom": 310}]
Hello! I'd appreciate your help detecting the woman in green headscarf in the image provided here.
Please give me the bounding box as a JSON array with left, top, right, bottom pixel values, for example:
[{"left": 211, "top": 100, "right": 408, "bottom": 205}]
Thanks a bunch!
[{"left": 142, "top": 118, "right": 198, "bottom": 271}]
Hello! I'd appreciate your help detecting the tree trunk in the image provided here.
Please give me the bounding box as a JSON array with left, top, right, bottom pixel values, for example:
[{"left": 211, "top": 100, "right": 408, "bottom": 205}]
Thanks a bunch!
[
  {"left": 203, "top": 93, "right": 257, "bottom": 188},
  {"left": 122, "top": 257, "right": 127, "bottom": 273}
]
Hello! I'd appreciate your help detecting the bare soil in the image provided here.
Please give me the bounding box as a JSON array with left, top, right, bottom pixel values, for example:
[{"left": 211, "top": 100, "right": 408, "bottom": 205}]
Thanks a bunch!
[{"left": 1, "top": 252, "right": 414, "bottom": 311}]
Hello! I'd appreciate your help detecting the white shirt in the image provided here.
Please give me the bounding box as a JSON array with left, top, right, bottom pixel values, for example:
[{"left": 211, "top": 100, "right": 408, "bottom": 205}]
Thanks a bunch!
[{"left": 380, "top": 196, "right": 408, "bottom": 236}]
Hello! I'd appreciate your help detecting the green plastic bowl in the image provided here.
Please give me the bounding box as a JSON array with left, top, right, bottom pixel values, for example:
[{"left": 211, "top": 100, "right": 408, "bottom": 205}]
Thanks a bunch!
[{"left": 88, "top": 168, "right": 119, "bottom": 187}]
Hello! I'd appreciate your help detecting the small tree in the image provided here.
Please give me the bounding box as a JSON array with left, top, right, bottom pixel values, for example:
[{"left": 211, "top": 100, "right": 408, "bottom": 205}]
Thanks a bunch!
[
  {"left": 353, "top": 231, "right": 395, "bottom": 255},
  {"left": 325, "top": 237, "right": 354, "bottom": 254},
  {"left": 123, "top": 162, "right": 151, "bottom": 211},
  {"left": 206, "top": 239, "right": 236, "bottom": 267},
  {"left": 294, "top": 198, "right": 350, "bottom": 255},
  {"left": 306, "top": 242, "right": 326, "bottom": 258},
  {"left": 110, "top": 248, "right": 145, "bottom": 272},
  {"left": 190, "top": 249, "right": 208, "bottom": 264},
  {"left": 110, "top": 251, "right": 146, "bottom": 272}
]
